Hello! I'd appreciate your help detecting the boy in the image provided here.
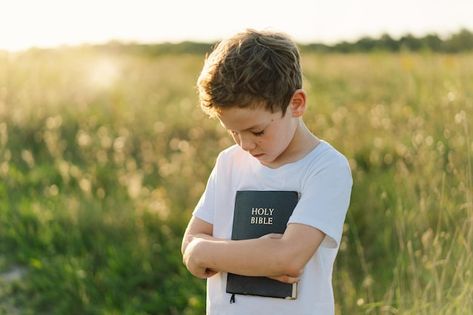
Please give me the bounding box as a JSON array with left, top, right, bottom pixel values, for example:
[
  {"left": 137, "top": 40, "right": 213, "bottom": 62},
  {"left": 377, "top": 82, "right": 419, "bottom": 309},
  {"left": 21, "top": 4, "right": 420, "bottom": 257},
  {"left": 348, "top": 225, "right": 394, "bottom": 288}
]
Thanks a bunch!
[{"left": 181, "top": 29, "right": 352, "bottom": 315}]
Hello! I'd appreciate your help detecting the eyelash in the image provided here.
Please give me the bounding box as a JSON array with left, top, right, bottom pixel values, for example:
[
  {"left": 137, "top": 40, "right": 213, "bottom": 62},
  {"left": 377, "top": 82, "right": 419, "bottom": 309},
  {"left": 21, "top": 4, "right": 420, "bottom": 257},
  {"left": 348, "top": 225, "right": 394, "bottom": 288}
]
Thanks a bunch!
[{"left": 229, "top": 130, "right": 265, "bottom": 137}]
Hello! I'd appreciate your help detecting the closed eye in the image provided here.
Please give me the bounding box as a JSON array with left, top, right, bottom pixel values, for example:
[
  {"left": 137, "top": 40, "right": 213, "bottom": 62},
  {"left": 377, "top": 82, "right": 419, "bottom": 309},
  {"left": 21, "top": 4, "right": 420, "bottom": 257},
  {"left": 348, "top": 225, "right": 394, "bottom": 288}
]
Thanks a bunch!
[
  {"left": 227, "top": 129, "right": 265, "bottom": 137},
  {"left": 252, "top": 130, "right": 265, "bottom": 136}
]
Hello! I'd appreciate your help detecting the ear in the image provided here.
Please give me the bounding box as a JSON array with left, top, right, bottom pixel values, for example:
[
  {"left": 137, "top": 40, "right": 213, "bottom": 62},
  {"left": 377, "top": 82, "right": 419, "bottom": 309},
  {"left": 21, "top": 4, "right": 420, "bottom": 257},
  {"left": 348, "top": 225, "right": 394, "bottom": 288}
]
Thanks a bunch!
[{"left": 289, "top": 89, "right": 307, "bottom": 118}]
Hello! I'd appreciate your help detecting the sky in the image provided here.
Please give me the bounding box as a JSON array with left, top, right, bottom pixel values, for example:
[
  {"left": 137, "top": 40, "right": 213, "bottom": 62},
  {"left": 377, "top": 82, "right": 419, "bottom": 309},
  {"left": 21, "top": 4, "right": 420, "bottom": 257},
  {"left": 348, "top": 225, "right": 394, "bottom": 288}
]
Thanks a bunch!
[{"left": 1, "top": 0, "right": 473, "bottom": 51}]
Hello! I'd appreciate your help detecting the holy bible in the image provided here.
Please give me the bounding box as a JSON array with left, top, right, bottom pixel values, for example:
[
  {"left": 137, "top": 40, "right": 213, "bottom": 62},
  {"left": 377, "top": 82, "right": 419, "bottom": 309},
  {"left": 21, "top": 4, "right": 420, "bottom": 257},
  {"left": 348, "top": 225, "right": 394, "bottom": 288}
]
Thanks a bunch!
[{"left": 226, "top": 190, "right": 299, "bottom": 300}]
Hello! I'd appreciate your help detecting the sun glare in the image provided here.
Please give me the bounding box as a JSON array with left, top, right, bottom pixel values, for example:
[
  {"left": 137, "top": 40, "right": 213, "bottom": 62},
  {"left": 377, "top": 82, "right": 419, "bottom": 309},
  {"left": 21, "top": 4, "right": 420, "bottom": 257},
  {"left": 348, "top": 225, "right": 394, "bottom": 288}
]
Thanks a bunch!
[{"left": 87, "top": 58, "right": 120, "bottom": 90}]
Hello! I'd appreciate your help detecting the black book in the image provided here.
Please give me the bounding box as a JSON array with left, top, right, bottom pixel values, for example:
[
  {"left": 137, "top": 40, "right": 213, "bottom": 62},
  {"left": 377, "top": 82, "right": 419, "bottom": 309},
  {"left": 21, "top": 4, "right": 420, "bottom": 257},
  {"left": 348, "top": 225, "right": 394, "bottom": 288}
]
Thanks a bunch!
[{"left": 226, "top": 190, "right": 299, "bottom": 299}]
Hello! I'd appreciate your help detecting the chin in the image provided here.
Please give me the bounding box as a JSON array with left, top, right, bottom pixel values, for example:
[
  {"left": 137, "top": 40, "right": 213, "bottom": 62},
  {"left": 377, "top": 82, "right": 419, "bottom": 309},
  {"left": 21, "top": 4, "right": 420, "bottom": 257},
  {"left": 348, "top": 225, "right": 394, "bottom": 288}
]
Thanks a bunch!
[{"left": 258, "top": 156, "right": 275, "bottom": 164}]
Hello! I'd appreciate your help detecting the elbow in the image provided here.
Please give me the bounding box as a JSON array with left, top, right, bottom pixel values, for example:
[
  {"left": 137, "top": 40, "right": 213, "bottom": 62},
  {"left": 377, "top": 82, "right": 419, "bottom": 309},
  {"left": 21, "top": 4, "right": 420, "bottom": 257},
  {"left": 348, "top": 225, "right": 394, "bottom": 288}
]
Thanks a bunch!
[
  {"left": 274, "top": 241, "right": 311, "bottom": 277},
  {"left": 280, "top": 260, "right": 304, "bottom": 278},
  {"left": 272, "top": 249, "right": 306, "bottom": 277}
]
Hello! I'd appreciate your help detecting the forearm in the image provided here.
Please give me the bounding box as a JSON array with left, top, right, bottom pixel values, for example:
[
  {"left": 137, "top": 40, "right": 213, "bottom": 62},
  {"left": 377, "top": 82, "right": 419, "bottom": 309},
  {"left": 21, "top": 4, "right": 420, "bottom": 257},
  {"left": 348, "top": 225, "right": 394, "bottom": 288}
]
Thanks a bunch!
[
  {"left": 181, "top": 216, "right": 220, "bottom": 279},
  {"left": 187, "top": 237, "right": 300, "bottom": 277},
  {"left": 181, "top": 216, "right": 214, "bottom": 256},
  {"left": 183, "top": 223, "right": 324, "bottom": 280},
  {"left": 181, "top": 232, "right": 213, "bottom": 256}
]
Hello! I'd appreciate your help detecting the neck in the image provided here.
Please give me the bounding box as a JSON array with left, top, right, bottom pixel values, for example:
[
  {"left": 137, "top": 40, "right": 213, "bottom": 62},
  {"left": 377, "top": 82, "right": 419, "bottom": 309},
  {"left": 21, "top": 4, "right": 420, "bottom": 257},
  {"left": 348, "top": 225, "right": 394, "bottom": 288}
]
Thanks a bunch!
[
  {"left": 264, "top": 119, "right": 320, "bottom": 168},
  {"left": 290, "top": 120, "right": 320, "bottom": 156}
]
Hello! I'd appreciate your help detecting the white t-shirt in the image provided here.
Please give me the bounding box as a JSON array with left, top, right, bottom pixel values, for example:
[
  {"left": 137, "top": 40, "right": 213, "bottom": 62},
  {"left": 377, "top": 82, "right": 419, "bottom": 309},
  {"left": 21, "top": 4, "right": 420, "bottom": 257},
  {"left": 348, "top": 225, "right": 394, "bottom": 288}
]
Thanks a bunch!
[{"left": 193, "top": 140, "right": 353, "bottom": 315}]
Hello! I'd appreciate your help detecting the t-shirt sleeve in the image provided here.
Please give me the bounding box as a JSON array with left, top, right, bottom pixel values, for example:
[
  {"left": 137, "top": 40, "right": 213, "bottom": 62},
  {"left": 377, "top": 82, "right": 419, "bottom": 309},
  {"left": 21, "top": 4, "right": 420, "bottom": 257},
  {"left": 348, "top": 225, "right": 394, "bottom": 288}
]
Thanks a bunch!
[
  {"left": 288, "top": 158, "right": 353, "bottom": 248},
  {"left": 192, "top": 159, "right": 218, "bottom": 225}
]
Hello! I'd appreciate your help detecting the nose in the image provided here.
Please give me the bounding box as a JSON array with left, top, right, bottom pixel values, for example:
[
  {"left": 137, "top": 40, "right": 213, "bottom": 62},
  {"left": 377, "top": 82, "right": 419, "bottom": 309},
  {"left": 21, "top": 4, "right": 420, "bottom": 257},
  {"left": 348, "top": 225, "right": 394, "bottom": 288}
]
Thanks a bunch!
[{"left": 238, "top": 133, "right": 256, "bottom": 152}]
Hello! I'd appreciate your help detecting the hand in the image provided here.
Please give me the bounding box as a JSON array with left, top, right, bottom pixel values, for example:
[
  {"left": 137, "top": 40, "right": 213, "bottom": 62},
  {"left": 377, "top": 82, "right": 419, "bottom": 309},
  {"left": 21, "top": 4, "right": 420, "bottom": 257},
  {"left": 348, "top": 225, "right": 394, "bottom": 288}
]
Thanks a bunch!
[{"left": 183, "top": 238, "right": 217, "bottom": 279}]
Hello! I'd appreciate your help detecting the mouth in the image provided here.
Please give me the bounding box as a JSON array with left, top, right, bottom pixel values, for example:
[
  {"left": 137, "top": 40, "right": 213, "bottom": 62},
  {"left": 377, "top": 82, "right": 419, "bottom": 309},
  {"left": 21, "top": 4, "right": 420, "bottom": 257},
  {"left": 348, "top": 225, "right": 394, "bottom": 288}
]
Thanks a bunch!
[{"left": 251, "top": 153, "right": 264, "bottom": 158}]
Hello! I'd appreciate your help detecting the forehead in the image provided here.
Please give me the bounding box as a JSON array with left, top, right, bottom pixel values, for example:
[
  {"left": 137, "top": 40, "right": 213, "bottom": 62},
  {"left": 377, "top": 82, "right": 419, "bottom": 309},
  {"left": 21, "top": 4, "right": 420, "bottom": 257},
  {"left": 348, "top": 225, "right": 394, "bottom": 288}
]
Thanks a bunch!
[{"left": 217, "top": 106, "right": 279, "bottom": 131}]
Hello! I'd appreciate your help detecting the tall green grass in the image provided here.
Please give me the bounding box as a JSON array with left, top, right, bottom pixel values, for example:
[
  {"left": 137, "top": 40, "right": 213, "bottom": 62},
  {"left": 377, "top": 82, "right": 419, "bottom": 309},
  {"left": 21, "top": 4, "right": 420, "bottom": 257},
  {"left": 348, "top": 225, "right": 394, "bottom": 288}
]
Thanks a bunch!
[{"left": 0, "top": 48, "right": 471, "bottom": 314}]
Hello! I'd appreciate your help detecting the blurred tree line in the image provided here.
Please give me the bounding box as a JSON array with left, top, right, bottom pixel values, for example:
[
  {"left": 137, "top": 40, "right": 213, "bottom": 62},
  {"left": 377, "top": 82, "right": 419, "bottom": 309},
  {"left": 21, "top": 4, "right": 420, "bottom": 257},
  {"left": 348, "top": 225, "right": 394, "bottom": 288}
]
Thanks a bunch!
[
  {"left": 306, "top": 28, "right": 473, "bottom": 53},
  {"left": 85, "top": 28, "right": 473, "bottom": 56}
]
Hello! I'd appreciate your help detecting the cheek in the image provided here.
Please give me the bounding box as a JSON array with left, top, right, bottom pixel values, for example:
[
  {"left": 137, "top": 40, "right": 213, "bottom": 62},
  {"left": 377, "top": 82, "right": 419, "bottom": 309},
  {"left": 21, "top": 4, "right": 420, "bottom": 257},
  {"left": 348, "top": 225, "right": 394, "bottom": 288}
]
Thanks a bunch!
[
  {"left": 257, "top": 134, "right": 276, "bottom": 150},
  {"left": 266, "top": 128, "right": 290, "bottom": 151}
]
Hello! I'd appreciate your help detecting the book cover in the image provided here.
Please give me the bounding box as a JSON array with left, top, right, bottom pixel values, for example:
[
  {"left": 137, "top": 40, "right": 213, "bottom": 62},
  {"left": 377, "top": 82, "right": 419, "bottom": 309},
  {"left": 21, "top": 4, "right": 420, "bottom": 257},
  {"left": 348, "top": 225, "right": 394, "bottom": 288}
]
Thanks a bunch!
[{"left": 226, "top": 190, "right": 299, "bottom": 299}]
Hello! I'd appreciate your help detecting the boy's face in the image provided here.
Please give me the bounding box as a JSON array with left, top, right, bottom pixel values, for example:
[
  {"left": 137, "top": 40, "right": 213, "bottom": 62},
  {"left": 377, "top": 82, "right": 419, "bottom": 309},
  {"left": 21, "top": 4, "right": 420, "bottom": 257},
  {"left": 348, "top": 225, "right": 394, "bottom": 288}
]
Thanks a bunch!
[{"left": 216, "top": 104, "right": 300, "bottom": 168}]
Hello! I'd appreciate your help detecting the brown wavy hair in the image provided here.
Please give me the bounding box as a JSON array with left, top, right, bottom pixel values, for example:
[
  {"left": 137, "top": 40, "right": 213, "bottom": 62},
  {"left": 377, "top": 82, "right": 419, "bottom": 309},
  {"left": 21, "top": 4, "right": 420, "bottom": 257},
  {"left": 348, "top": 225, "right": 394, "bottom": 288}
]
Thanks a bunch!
[{"left": 197, "top": 29, "right": 302, "bottom": 117}]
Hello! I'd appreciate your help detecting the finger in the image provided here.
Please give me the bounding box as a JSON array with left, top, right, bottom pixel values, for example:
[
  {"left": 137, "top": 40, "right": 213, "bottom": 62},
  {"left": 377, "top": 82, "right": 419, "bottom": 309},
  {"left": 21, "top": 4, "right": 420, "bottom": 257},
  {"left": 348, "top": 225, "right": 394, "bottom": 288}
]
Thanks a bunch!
[{"left": 205, "top": 269, "right": 218, "bottom": 277}]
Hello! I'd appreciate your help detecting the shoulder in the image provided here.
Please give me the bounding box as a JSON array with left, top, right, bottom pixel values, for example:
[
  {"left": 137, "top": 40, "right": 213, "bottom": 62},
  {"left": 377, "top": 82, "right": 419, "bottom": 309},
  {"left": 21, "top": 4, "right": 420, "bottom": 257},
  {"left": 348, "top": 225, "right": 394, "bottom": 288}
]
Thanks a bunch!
[
  {"left": 217, "top": 144, "right": 242, "bottom": 158},
  {"left": 216, "top": 144, "right": 249, "bottom": 166},
  {"left": 302, "top": 140, "right": 352, "bottom": 183},
  {"left": 207, "top": 145, "right": 253, "bottom": 194},
  {"left": 307, "top": 140, "right": 350, "bottom": 169},
  {"left": 211, "top": 145, "right": 252, "bottom": 182}
]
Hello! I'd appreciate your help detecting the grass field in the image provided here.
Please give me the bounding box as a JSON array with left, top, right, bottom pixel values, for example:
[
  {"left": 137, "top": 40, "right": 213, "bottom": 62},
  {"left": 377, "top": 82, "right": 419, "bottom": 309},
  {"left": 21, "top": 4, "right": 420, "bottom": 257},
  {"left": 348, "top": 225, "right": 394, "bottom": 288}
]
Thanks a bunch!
[{"left": 0, "top": 47, "right": 472, "bottom": 314}]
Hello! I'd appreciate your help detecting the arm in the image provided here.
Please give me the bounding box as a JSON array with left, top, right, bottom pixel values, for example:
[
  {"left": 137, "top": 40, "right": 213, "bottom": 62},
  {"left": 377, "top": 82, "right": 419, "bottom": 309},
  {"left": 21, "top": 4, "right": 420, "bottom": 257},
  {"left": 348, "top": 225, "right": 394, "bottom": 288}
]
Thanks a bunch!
[
  {"left": 184, "top": 223, "right": 325, "bottom": 278},
  {"left": 182, "top": 216, "right": 302, "bottom": 283},
  {"left": 181, "top": 216, "right": 217, "bottom": 279},
  {"left": 181, "top": 216, "right": 213, "bottom": 255}
]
